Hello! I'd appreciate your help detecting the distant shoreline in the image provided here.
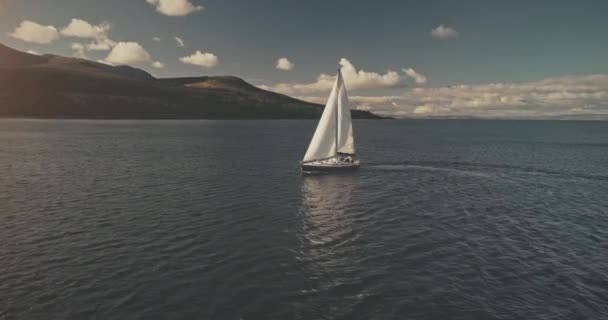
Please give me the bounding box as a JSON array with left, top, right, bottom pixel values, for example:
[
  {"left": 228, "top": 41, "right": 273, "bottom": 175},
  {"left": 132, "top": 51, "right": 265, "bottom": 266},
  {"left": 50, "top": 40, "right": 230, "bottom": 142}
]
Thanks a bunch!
[
  {"left": 3, "top": 116, "right": 607, "bottom": 122},
  {"left": 0, "top": 116, "right": 389, "bottom": 120}
]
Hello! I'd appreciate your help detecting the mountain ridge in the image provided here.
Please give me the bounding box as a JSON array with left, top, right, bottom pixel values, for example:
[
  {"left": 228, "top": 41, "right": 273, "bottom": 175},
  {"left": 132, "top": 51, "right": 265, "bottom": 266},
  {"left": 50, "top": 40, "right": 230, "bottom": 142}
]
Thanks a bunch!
[{"left": 0, "top": 43, "right": 384, "bottom": 119}]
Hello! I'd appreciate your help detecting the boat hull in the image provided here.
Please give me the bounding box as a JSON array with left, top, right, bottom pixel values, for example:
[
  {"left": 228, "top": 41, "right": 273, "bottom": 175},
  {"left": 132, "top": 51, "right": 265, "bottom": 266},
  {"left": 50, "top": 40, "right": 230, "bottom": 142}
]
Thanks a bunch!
[{"left": 300, "top": 162, "right": 360, "bottom": 172}]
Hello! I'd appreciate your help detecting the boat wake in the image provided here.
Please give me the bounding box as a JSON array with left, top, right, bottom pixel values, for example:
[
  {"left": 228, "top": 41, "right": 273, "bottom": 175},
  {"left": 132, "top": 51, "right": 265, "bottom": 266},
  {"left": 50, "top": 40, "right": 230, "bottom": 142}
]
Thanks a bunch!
[
  {"left": 367, "top": 163, "right": 493, "bottom": 178},
  {"left": 366, "top": 161, "right": 608, "bottom": 182}
]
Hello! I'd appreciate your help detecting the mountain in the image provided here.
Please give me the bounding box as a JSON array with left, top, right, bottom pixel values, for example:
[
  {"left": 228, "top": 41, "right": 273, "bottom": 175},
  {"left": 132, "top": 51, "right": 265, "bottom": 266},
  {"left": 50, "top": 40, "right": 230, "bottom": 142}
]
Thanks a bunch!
[{"left": 0, "top": 44, "right": 383, "bottom": 119}]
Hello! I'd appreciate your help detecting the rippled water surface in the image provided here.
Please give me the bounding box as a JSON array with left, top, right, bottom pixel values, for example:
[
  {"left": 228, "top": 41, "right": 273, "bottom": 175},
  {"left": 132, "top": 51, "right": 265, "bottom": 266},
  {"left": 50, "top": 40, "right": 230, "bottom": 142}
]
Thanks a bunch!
[{"left": 2, "top": 119, "right": 608, "bottom": 319}]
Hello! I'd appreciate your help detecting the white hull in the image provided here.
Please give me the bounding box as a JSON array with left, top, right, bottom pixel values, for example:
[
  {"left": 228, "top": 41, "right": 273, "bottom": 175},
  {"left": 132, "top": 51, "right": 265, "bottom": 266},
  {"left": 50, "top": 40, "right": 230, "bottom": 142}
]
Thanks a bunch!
[{"left": 301, "top": 156, "right": 360, "bottom": 172}]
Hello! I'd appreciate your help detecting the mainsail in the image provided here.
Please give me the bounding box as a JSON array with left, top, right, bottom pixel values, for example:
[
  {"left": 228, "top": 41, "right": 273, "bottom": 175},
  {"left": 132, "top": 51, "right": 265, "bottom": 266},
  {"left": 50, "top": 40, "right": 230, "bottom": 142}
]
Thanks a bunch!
[{"left": 302, "top": 70, "right": 355, "bottom": 162}]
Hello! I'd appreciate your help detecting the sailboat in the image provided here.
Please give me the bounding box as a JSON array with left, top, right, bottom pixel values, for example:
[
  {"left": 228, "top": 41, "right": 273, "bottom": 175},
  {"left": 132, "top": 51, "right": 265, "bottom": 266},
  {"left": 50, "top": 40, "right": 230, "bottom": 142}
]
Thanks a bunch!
[{"left": 300, "top": 69, "right": 359, "bottom": 172}]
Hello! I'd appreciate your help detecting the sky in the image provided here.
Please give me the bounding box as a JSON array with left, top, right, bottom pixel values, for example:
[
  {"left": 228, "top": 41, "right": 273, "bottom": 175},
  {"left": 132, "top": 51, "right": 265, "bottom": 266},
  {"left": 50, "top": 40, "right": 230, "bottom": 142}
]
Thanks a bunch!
[{"left": 1, "top": 0, "right": 608, "bottom": 118}]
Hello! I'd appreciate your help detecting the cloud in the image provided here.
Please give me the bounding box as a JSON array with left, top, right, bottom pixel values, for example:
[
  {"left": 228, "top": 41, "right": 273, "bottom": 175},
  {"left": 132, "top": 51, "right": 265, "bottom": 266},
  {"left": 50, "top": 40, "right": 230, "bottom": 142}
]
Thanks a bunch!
[
  {"left": 104, "top": 41, "right": 162, "bottom": 68},
  {"left": 174, "top": 36, "right": 185, "bottom": 47},
  {"left": 295, "top": 74, "right": 608, "bottom": 119},
  {"left": 86, "top": 38, "right": 116, "bottom": 51},
  {"left": 146, "top": 0, "right": 203, "bottom": 16},
  {"left": 61, "top": 18, "right": 109, "bottom": 39},
  {"left": 105, "top": 42, "right": 151, "bottom": 65},
  {"left": 260, "top": 58, "right": 402, "bottom": 95},
  {"left": 152, "top": 36, "right": 161, "bottom": 42},
  {"left": 96, "top": 59, "right": 112, "bottom": 65},
  {"left": 431, "top": 25, "right": 458, "bottom": 40},
  {"left": 403, "top": 68, "right": 427, "bottom": 85},
  {"left": 180, "top": 50, "right": 218, "bottom": 68},
  {"left": 413, "top": 105, "right": 433, "bottom": 115},
  {"left": 60, "top": 19, "right": 116, "bottom": 51},
  {"left": 71, "top": 43, "right": 87, "bottom": 58},
  {"left": 9, "top": 20, "right": 60, "bottom": 44},
  {"left": 276, "top": 57, "right": 294, "bottom": 71}
]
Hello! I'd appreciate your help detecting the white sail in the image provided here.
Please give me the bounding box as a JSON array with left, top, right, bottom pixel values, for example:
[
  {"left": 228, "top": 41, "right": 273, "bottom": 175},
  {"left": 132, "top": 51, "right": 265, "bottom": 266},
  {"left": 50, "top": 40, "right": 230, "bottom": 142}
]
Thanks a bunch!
[
  {"left": 336, "top": 72, "right": 355, "bottom": 154},
  {"left": 302, "top": 71, "right": 355, "bottom": 162}
]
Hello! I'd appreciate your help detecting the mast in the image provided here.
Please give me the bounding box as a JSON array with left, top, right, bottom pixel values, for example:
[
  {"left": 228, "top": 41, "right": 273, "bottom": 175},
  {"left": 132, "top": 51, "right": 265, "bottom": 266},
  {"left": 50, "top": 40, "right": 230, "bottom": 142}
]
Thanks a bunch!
[{"left": 335, "top": 69, "right": 340, "bottom": 157}]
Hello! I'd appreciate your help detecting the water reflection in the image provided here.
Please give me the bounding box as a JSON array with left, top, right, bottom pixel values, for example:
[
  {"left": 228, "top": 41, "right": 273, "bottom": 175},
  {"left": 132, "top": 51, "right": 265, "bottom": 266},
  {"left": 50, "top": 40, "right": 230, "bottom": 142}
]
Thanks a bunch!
[
  {"left": 296, "top": 174, "right": 360, "bottom": 267},
  {"left": 295, "top": 173, "right": 385, "bottom": 320}
]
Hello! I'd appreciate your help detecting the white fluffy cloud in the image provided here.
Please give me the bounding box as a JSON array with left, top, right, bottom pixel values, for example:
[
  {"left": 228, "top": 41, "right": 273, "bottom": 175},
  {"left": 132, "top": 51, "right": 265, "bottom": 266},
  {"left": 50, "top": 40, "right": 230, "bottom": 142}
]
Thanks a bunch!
[
  {"left": 86, "top": 38, "right": 115, "bottom": 51},
  {"left": 276, "top": 57, "right": 294, "bottom": 71},
  {"left": 174, "top": 36, "right": 185, "bottom": 47},
  {"left": 152, "top": 61, "right": 165, "bottom": 68},
  {"left": 61, "top": 19, "right": 116, "bottom": 51},
  {"left": 180, "top": 50, "right": 218, "bottom": 68},
  {"left": 260, "top": 58, "right": 402, "bottom": 95},
  {"left": 431, "top": 25, "right": 458, "bottom": 40},
  {"left": 403, "top": 68, "right": 427, "bottom": 85},
  {"left": 295, "top": 74, "right": 608, "bottom": 119},
  {"left": 146, "top": 0, "right": 203, "bottom": 16},
  {"left": 105, "top": 42, "right": 151, "bottom": 65},
  {"left": 9, "top": 20, "right": 59, "bottom": 44},
  {"left": 96, "top": 59, "right": 112, "bottom": 65},
  {"left": 61, "top": 18, "right": 109, "bottom": 39},
  {"left": 9, "top": 18, "right": 117, "bottom": 48},
  {"left": 71, "top": 43, "right": 87, "bottom": 58},
  {"left": 104, "top": 42, "right": 162, "bottom": 68}
]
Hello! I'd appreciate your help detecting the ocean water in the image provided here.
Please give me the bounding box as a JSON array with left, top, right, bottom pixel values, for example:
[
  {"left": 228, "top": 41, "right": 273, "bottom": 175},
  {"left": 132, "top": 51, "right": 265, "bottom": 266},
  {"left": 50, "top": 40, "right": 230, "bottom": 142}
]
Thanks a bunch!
[{"left": 1, "top": 119, "right": 607, "bottom": 320}]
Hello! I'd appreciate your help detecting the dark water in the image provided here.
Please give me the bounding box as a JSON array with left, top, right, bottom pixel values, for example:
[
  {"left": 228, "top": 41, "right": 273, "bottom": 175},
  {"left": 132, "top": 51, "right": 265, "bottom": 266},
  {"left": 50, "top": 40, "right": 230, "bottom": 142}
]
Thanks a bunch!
[{"left": 1, "top": 119, "right": 608, "bottom": 320}]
